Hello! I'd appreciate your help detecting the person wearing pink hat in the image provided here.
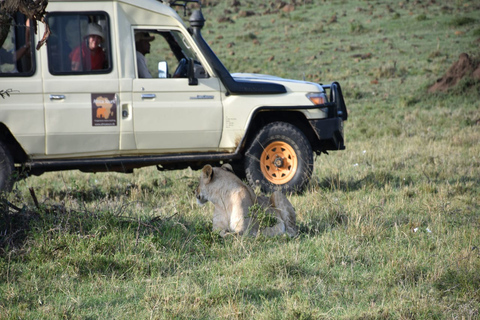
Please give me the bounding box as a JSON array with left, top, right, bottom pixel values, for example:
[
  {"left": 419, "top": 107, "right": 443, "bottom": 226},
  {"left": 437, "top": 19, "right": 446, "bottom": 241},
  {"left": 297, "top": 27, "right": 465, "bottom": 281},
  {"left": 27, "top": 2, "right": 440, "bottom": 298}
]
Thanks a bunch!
[{"left": 70, "top": 23, "right": 106, "bottom": 71}]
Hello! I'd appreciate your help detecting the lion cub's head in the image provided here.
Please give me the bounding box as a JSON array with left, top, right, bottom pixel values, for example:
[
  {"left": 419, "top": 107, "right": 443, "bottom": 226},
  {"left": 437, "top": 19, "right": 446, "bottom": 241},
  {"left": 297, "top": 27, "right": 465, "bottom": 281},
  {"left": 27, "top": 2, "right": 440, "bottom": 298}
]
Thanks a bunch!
[{"left": 195, "top": 164, "right": 236, "bottom": 205}]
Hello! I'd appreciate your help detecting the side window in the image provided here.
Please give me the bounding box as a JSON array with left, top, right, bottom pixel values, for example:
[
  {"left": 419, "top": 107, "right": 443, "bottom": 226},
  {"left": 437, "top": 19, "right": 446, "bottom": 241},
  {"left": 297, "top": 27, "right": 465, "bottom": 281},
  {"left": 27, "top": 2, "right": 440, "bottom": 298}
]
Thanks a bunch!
[
  {"left": 134, "top": 29, "right": 208, "bottom": 79},
  {"left": 47, "top": 12, "right": 112, "bottom": 74},
  {"left": 0, "top": 13, "right": 34, "bottom": 76}
]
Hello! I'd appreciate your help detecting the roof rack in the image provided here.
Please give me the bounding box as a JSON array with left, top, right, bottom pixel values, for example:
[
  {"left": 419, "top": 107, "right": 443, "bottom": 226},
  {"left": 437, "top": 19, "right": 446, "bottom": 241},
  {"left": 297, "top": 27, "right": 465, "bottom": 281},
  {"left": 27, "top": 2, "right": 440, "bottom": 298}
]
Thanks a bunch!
[
  {"left": 161, "top": 0, "right": 201, "bottom": 16},
  {"left": 169, "top": 0, "right": 201, "bottom": 6}
]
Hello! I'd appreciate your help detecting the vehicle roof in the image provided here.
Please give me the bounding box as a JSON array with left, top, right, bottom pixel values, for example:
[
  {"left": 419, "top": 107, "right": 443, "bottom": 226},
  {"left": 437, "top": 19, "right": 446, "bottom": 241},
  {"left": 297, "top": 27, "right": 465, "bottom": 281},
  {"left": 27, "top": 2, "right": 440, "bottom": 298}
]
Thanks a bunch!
[
  {"left": 49, "top": 0, "right": 168, "bottom": 3},
  {"left": 48, "top": 0, "right": 173, "bottom": 13},
  {"left": 48, "top": 0, "right": 181, "bottom": 24}
]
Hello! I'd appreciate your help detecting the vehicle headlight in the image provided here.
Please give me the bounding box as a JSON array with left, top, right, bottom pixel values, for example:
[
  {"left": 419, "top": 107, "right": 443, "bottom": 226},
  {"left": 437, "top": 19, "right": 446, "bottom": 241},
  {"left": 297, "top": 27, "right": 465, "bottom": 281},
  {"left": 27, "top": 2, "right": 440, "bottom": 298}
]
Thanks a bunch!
[{"left": 306, "top": 92, "right": 328, "bottom": 105}]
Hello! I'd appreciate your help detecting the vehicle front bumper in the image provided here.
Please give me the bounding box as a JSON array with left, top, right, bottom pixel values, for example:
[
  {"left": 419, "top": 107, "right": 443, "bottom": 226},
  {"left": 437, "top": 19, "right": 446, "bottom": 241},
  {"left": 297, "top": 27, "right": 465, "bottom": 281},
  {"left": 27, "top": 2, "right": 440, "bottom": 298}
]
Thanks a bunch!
[{"left": 308, "top": 117, "right": 345, "bottom": 151}]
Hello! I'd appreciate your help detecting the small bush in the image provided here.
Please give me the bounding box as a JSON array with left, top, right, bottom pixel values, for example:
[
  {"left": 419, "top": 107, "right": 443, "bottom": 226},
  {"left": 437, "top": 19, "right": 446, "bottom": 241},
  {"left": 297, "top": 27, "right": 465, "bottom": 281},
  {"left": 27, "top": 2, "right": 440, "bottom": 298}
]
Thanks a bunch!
[
  {"left": 449, "top": 16, "right": 476, "bottom": 27},
  {"left": 416, "top": 14, "right": 427, "bottom": 21},
  {"left": 349, "top": 21, "right": 366, "bottom": 34},
  {"left": 248, "top": 202, "right": 277, "bottom": 229},
  {"left": 450, "top": 76, "right": 480, "bottom": 96},
  {"left": 235, "top": 32, "right": 257, "bottom": 41}
]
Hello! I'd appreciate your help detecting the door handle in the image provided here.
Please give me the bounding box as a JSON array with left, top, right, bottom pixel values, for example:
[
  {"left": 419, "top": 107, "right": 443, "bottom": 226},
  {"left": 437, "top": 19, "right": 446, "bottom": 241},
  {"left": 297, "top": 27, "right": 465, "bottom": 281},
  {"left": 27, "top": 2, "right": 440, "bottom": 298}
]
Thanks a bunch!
[
  {"left": 141, "top": 94, "right": 156, "bottom": 99},
  {"left": 49, "top": 94, "right": 65, "bottom": 100}
]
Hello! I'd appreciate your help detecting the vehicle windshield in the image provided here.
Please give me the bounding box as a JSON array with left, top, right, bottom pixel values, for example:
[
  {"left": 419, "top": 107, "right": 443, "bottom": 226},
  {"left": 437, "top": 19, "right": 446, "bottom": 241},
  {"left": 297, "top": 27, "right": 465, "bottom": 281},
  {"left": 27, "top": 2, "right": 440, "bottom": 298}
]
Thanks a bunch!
[{"left": 169, "top": 30, "right": 198, "bottom": 61}]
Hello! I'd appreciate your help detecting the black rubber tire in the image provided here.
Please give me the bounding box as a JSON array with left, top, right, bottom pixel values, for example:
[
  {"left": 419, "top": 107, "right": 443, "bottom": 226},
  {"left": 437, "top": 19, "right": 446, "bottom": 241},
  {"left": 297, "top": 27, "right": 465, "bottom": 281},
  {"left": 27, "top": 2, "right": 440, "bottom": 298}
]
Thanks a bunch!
[
  {"left": 230, "top": 160, "right": 247, "bottom": 180},
  {"left": 0, "top": 140, "right": 14, "bottom": 193},
  {"left": 244, "top": 122, "right": 313, "bottom": 193}
]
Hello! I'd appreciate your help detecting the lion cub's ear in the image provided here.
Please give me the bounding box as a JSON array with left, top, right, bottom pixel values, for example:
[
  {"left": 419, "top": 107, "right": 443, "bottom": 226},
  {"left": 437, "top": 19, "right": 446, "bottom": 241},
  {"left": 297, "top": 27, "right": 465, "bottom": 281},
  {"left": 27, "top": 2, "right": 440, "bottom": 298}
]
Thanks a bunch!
[
  {"left": 221, "top": 163, "right": 234, "bottom": 174},
  {"left": 202, "top": 165, "right": 214, "bottom": 183}
]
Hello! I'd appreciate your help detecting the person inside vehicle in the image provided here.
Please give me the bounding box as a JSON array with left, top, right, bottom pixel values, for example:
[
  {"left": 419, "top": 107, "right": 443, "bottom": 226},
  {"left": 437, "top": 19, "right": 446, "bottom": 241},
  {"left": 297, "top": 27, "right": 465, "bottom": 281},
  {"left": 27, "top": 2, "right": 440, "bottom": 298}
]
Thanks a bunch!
[
  {"left": 0, "top": 18, "right": 32, "bottom": 73},
  {"left": 135, "top": 31, "right": 154, "bottom": 78},
  {"left": 0, "top": 41, "right": 30, "bottom": 66},
  {"left": 70, "top": 23, "right": 106, "bottom": 71}
]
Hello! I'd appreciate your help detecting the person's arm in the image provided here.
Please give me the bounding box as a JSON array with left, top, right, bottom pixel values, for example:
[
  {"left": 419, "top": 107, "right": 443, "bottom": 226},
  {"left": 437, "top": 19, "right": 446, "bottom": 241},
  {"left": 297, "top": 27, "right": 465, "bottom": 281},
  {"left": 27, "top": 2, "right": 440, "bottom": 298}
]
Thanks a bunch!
[
  {"left": 70, "top": 46, "right": 82, "bottom": 71},
  {"left": 136, "top": 52, "right": 152, "bottom": 78},
  {"left": 15, "top": 41, "right": 30, "bottom": 61}
]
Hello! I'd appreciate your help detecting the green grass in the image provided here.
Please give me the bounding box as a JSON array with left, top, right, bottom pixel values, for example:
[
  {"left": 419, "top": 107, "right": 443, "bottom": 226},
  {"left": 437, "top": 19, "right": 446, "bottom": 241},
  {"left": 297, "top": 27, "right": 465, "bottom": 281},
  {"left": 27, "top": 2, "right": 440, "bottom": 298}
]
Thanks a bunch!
[{"left": 1, "top": 0, "right": 480, "bottom": 319}]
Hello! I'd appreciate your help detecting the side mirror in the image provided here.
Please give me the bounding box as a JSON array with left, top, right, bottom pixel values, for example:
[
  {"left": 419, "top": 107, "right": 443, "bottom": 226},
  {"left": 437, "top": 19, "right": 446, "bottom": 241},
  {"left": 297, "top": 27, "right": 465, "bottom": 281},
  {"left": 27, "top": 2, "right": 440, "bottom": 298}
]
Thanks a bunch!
[{"left": 158, "top": 61, "right": 168, "bottom": 78}]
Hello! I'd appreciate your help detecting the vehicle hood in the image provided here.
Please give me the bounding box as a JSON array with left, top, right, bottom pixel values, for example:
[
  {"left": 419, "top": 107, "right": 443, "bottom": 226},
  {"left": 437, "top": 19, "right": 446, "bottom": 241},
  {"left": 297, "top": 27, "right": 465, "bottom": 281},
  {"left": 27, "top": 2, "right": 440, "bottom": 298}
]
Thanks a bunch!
[{"left": 231, "top": 73, "right": 324, "bottom": 92}]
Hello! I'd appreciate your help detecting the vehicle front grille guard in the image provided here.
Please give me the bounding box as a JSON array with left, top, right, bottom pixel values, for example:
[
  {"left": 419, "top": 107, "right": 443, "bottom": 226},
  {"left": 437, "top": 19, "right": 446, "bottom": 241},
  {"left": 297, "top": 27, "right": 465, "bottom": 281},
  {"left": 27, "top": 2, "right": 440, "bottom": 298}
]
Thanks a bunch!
[{"left": 321, "top": 82, "right": 348, "bottom": 121}]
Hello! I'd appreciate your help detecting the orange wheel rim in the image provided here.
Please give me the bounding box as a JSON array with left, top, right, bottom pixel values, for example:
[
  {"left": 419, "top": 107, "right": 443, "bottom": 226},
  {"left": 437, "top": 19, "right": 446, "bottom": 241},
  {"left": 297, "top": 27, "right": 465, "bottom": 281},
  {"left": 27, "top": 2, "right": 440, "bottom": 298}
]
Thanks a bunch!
[{"left": 260, "top": 141, "right": 297, "bottom": 184}]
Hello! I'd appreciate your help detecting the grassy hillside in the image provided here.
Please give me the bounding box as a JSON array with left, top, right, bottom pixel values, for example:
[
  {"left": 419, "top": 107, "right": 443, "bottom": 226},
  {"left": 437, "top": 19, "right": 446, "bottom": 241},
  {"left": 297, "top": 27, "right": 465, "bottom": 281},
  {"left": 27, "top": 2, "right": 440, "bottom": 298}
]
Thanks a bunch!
[{"left": 1, "top": 0, "right": 480, "bottom": 319}]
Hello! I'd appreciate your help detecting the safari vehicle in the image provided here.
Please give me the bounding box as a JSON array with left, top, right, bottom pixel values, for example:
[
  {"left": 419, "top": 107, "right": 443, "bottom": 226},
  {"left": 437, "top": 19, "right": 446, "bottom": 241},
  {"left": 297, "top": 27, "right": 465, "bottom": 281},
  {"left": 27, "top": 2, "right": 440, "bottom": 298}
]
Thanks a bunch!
[{"left": 0, "top": 0, "right": 347, "bottom": 193}]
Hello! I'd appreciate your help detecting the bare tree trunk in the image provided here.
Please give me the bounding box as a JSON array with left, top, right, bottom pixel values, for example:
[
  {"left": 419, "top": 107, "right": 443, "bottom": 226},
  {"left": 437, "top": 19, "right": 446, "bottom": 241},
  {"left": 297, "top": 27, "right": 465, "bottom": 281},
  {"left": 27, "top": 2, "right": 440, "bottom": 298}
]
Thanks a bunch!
[
  {"left": 0, "top": 13, "right": 12, "bottom": 47},
  {"left": 0, "top": 0, "right": 49, "bottom": 49}
]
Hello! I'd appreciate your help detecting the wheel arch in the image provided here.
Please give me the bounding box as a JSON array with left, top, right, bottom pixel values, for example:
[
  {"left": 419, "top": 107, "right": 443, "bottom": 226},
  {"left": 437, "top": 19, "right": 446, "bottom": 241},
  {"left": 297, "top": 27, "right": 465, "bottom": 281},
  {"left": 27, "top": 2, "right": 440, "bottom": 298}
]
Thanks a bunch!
[
  {"left": 0, "top": 123, "right": 28, "bottom": 164},
  {"left": 241, "top": 109, "right": 321, "bottom": 155}
]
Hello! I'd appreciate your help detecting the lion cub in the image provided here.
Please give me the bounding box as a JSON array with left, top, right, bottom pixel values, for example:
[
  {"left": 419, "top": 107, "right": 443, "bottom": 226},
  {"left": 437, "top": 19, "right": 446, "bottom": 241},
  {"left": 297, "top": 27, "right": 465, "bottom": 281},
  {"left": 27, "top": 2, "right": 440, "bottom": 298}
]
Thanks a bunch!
[{"left": 195, "top": 164, "right": 297, "bottom": 237}]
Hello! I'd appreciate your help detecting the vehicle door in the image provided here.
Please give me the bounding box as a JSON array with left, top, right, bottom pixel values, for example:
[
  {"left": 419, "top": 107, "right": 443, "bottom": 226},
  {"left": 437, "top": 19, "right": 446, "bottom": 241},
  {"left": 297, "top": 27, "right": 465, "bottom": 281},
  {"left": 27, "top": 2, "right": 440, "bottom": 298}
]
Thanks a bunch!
[
  {"left": 43, "top": 11, "right": 120, "bottom": 156},
  {"left": 1, "top": 13, "right": 45, "bottom": 157},
  {"left": 131, "top": 28, "right": 223, "bottom": 152}
]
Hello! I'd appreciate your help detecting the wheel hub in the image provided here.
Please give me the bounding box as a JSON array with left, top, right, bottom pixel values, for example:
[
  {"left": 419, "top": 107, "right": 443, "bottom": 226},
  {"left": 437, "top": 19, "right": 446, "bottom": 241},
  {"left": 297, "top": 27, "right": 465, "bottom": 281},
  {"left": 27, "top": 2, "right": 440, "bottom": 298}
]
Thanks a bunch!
[
  {"left": 260, "top": 141, "right": 298, "bottom": 185},
  {"left": 273, "top": 156, "right": 284, "bottom": 168}
]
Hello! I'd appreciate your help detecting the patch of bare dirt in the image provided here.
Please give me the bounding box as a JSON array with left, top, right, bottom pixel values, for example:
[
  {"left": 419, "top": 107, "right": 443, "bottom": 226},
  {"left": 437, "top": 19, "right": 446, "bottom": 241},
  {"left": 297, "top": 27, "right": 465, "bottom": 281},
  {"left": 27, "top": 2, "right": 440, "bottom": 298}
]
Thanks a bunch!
[{"left": 428, "top": 53, "right": 480, "bottom": 93}]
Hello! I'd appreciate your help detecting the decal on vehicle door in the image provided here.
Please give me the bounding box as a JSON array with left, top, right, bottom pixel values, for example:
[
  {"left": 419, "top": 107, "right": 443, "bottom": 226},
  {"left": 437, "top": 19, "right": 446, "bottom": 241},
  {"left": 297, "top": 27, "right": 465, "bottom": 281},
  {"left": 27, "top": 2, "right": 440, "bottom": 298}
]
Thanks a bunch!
[{"left": 91, "top": 93, "right": 117, "bottom": 126}]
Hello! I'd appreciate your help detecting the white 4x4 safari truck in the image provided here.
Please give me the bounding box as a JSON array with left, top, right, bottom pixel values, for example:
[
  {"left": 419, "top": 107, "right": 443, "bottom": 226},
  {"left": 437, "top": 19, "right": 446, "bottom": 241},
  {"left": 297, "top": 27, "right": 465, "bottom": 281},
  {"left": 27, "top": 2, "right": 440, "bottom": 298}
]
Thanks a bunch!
[{"left": 0, "top": 0, "right": 347, "bottom": 193}]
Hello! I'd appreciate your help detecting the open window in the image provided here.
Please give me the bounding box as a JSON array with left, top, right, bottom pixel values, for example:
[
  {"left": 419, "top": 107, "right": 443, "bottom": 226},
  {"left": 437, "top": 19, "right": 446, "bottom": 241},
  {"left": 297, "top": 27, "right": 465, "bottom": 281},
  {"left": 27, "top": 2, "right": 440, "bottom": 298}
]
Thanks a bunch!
[
  {"left": 47, "top": 12, "right": 112, "bottom": 75},
  {"left": 134, "top": 28, "right": 208, "bottom": 79},
  {"left": 0, "top": 13, "right": 34, "bottom": 76}
]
